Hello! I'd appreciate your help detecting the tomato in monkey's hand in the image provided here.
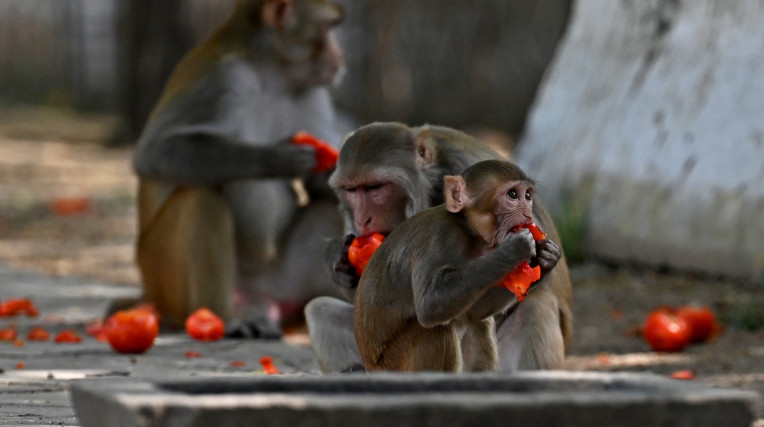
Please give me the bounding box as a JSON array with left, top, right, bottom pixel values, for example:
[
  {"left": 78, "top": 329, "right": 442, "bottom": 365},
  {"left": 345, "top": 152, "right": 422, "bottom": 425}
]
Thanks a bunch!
[
  {"left": 347, "top": 233, "right": 386, "bottom": 275},
  {"left": 499, "top": 223, "right": 547, "bottom": 300},
  {"left": 185, "top": 307, "right": 225, "bottom": 341},
  {"left": 512, "top": 222, "right": 546, "bottom": 241},
  {"left": 104, "top": 308, "right": 159, "bottom": 353},
  {"left": 643, "top": 307, "right": 691, "bottom": 353},
  {"left": 291, "top": 131, "right": 339, "bottom": 173},
  {"left": 501, "top": 262, "right": 541, "bottom": 301}
]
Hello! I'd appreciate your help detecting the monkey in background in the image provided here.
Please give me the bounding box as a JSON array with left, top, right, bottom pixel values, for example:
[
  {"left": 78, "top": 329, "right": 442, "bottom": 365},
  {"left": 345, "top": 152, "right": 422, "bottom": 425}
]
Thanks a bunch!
[
  {"left": 355, "top": 160, "right": 562, "bottom": 371},
  {"left": 305, "top": 123, "right": 572, "bottom": 372},
  {"left": 124, "top": 0, "right": 348, "bottom": 337}
]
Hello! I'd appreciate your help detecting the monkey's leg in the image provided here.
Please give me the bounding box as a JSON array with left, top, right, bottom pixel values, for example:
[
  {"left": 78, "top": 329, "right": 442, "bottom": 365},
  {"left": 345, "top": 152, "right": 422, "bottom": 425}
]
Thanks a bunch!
[
  {"left": 137, "top": 187, "right": 236, "bottom": 326},
  {"left": 461, "top": 316, "right": 499, "bottom": 372},
  {"left": 228, "top": 199, "right": 343, "bottom": 338},
  {"left": 381, "top": 325, "right": 461, "bottom": 372},
  {"left": 496, "top": 288, "right": 565, "bottom": 371},
  {"left": 304, "top": 296, "right": 363, "bottom": 373},
  {"left": 224, "top": 180, "right": 298, "bottom": 268}
]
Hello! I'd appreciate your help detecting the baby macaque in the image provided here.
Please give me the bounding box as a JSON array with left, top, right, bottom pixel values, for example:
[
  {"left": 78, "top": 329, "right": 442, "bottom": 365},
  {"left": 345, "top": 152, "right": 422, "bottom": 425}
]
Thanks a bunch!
[{"left": 354, "top": 160, "right": 561, "bottom": 371}]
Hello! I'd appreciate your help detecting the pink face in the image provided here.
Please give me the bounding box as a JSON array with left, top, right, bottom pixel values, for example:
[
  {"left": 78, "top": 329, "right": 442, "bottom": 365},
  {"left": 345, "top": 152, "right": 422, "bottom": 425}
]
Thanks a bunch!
[
  {"left": 338, "top": 177, "right": 408, "bottom": 236},
  {"left": 493, "top": 180, "right": 534, "bottom": 244}
]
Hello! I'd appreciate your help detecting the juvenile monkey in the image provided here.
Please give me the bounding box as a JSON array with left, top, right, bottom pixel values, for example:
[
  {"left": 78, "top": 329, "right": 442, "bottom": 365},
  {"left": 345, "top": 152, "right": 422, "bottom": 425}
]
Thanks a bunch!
[
  {"left": 354, "top": 160, "right": 558, "bottom": 372},
  {"left": 126, "top": 0, "right": 347, "bottom": 336},
  {"left": 304, "top": 122, "right": 503, "bottom": 371}
]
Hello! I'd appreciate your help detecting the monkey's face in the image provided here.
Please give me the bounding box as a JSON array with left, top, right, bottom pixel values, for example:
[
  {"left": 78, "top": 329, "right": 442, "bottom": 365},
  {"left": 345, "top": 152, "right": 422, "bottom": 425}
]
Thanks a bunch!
[
  {"left": 336, "top": 174, "right": 409, "bottom": 236},
  {"left": 492, "top": 180, "right": 534, "bottom": 246},
  {"left": 279, "top": 0, "right": 345, "bottom": 88}
]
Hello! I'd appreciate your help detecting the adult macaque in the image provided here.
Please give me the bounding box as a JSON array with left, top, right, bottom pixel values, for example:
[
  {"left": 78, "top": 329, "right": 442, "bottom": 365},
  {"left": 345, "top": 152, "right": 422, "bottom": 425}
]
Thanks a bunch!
[
  {"left": 354, "top": 160, "right": 562, "bottom": 371},
  {"left": 125, "top": 0, "right": 347, "bottom": 336},
  {"left": 305, "top": 122, "right": 503, "bottom": 371}
]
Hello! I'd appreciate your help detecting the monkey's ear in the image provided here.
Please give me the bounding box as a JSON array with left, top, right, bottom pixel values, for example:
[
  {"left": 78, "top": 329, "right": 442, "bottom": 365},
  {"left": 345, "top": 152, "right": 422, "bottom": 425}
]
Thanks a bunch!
[
  {"left": 414, "top": 129, "right": 437, "bottom": 169},
  {"left": 444, "top": 175, "right": 469, "bottom": 213},
  {"left": 262, "top": 0, "right": 294, "bottom": 29}
]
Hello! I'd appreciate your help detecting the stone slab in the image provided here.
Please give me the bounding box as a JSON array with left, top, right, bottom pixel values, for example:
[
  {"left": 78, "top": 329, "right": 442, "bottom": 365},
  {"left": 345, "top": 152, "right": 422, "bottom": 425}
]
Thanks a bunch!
[{"left": 70, "top": 371, "right": 758, "bottom": 427}]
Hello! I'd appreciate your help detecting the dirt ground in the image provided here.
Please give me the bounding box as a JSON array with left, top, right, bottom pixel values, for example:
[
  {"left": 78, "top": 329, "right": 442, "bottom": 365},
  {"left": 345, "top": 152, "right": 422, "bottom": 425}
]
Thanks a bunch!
[{"left": 1, "top": 109, "right": 763, "bottom": 420}]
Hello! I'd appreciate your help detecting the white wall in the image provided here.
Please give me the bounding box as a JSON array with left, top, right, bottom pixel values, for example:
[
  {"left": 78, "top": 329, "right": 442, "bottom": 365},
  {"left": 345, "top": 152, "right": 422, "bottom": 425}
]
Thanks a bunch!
[{"left": 517, "top": 0, "right": 764, "bottom": 281}]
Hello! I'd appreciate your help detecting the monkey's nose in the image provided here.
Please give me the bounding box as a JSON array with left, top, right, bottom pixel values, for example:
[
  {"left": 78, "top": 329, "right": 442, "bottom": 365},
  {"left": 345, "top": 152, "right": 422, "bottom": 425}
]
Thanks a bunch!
[{"left": 356, "top": 217, "right": 373, "bottom": 235}]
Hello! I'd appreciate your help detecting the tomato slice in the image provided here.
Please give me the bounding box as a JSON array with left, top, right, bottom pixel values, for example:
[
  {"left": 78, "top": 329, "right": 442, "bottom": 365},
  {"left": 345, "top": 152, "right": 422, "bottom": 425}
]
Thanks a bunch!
[
  {"left": 348, "top": 233, "right": 385, "bottom": 275},
  {"left": 27, "top": 326, "right": 50, "bottom": 341},
  {"left": 260, "top": 356, "right": 280, "bottom": 374},
  {"left": 0, "top": 326, "right": 17, "bottom": 341},
  {"left": 291, "top": 131, "right": 339, "bottom": 173},
  {"left": 0, "top": 298, "right": 39, "bottom": 317},
  {"left": 512, "top": 222, "right": 546, "bottom": 241},
  {"left": 500, "top": 262, "right": 541, "bottom": 301},
  {"left": 54, "top": 329, "right": 83, "bottom": 344}
]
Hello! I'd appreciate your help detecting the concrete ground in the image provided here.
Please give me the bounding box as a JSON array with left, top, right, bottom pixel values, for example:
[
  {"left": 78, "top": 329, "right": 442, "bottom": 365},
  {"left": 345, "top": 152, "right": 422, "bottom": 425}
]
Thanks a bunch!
[
  {"left": 0, "top": 262, "right": 324, "bottom": 425},
  {"left": 1, "top": 261, "right": 762, "bottom": 426}
]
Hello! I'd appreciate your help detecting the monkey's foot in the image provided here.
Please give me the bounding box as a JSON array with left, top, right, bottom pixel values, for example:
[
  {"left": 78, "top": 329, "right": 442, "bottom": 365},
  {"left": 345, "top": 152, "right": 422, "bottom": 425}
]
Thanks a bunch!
[
  {"left": 225, "top": 317, "right": 283, "bottom": 340},
  {"left": 339, "top": 363, "right": 366, "bottom": 373}
]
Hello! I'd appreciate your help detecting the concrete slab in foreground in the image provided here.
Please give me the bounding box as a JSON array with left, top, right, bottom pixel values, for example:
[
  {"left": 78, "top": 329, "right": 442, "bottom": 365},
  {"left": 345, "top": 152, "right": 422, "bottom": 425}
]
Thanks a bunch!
[{"left": 70, "top": 370, "right": 758, "bottom": 427}]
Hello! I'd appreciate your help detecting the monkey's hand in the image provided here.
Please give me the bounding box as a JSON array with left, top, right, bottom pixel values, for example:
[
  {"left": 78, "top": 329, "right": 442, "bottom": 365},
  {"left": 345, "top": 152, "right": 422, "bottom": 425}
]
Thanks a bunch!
[
  {"left": 278, "top": 143, "right": 318, "bottom": 176},
  {"left": 534, "top": 239, "right": 561, "bottom": 273},
  {"left": 325, "top": 234, "right": 360, "bottom": 291},
  {"left": 497, "top": 229, "right": 536, "bottom": 268}
]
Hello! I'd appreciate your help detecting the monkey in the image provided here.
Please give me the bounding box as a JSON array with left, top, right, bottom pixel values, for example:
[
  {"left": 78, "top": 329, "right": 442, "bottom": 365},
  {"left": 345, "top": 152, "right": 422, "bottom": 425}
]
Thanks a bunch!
[
  {"left": 304, "top": 125, "right": 572, "bottom": 372},
  {"left": 354, "top": 160, "right": 562, "bottom": 372},
  {"left": 124, "top": 0, "right": 348, "bottom": 336},
  {"left": 304, "top": 122, "right": 505, "bottom": 372}
]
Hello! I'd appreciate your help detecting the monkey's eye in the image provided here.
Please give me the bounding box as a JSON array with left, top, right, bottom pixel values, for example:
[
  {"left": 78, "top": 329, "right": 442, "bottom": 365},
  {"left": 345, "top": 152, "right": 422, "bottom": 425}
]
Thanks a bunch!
[
  {"left": 525, "top": 190, "right": 533, "bottom": 201},
  {"left": 365, "top": 183, "right": 384, "bottom": 191},
  {"left": 508, "top": 189, "right": 519, "bottom": 200}
]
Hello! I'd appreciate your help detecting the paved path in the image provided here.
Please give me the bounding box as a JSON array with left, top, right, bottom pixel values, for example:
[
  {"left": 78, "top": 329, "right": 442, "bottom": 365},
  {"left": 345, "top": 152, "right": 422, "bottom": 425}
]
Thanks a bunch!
[{"left": 0, "top": 262, "right": 321, "bottom": 426}]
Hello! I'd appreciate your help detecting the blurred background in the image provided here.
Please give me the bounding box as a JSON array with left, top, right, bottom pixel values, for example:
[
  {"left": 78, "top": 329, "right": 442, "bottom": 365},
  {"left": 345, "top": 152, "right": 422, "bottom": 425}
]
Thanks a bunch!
[
  {"left": 0, "top": 0, "right": 569, "bottom": 143},
  {"left": 1, "top": 0, "right": 763, "bottom": 408}
]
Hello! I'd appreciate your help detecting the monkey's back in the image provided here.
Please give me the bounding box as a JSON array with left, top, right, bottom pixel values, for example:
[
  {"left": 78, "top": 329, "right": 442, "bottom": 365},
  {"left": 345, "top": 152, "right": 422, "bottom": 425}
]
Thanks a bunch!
[{"left": 353, "top": 206, "right": 468, "bottom": 370}]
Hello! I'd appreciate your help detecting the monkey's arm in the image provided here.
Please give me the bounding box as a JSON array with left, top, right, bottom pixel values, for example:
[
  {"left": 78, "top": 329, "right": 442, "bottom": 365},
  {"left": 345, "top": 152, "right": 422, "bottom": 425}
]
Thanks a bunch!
[
  {"left": 466, "top": 287, "right": 517, "bottom": 320},
  {"left": 134, "top": 132, "right": 316, "bottom": 186},
  {"left": 413, "top": 230, "right": 535, "bottom": 327},
  {"left": 324, "top": 234, "right": 359, "bottom": 300}
]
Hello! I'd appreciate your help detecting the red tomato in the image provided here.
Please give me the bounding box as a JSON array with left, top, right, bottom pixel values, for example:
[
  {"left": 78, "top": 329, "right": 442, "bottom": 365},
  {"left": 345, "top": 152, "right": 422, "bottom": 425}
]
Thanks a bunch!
[
  {"left": 230, "top": 360, "right": 246, "bottom": 367},
  {"left": 291, "top": 131, "right": 339, "bottom": 173},
  {"left": 185, "top": 350, "right": 201, "bottom": 358},
  {"left": 512, "top": 222, "right": 547, "bottom": 241},
  {"left": 185, "top": 307, "right": 225, "bottom": 341},
  {"left": 15, "top": 362, "right": 24, "bottom": 369},
  {"left": 0, "top": 326, "right": 17, "bottom": 341},
  {"left": 0, "top": 298, "right": 38, "bottom": 317},
  {"left": 643, "top": 308, "right": 691, "bottom": 352},
  {"left": 50, "top": 196, "right": 93, "bottom": 216},
  {"left": 500, "top": 262, "right": 541, "bottom": 301},
  {"left": 27, "top": 326, "right": 50, "bottom": 341},
  {"left": 347, "top": 233, "right": 385, "bottom": 275},
  {"left": 676, "top": 305, "right": 717, "bottom": 343},
  {"left": 669, "top": 369, "right": 695, "bottom": 380},
  {"left": 260, "top": 355, "right": 280, "bottom": 375},
  {"left": 55, "top": 329, "right": 83, "bottom": 344},
  {"left": 104, "top": 308, "right": 159, "bottom": 353}
]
